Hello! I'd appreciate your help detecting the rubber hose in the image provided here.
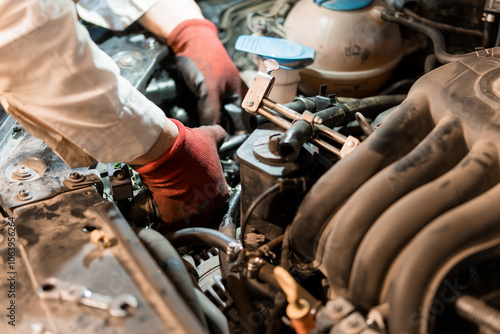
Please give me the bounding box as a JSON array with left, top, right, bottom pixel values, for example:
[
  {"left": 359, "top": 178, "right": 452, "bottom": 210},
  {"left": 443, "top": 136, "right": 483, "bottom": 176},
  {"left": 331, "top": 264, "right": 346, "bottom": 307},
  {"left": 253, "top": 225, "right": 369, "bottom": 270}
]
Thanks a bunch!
[
  {"left": 283, "top": 100, "right": 308, "bottom": 113},
  {"left": 167, "top": 227, "right": 240, "bottom": 253},
  {"left": 343, "top": 95, "right": 406, "bottom": 122},
  {"left": 381, "top": 9, "right": 500, "bottom": 63},
  {"left": 137, "top": 229, "right": 208, "bottom": 330},
  {"left": 219, "top": 185, "right": 241, "bottom": 239},
  {"left": 279, "top": 120, "right": 312, "bottom": 161},
  {"left": 314, "top": 105, "right": 348, "bottom": 127},
  {"left": 219, "top": 134, "right": 250, "bottom": 154},
  {"left": 401, "top": 8, "right": 483, "bottom": 37},
  {"left": 249, "top": 114, "right": 268, "bottom": 130}
]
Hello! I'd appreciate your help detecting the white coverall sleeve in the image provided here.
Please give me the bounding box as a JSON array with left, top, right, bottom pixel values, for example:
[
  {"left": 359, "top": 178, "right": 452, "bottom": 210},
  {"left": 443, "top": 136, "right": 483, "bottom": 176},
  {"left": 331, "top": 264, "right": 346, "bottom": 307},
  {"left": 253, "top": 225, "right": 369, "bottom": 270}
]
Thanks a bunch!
[
  {"left": 76, "top": 0, "right": 159, "bottom": 31},
  {"left": 0, "top": 0, "right": 167, "bottom": 167}
]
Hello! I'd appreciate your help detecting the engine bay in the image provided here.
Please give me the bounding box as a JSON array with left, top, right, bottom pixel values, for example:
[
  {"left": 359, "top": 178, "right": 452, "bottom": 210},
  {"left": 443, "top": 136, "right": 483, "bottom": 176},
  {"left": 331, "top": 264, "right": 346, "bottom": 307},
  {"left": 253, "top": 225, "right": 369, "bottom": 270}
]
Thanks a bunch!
[{"left": 2, "top": 0, "right": 500, "bottom": 333}]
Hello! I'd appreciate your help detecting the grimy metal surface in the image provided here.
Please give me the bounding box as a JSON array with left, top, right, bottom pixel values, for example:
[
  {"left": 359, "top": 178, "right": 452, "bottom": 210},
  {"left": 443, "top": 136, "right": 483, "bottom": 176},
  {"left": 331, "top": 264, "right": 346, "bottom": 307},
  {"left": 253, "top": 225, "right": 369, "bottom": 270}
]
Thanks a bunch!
[
  {"left": 0, "top": 186, "right": 205, "bottom": 334},
  {"left": 0, "top": 126, "right": 205, "bottom": 333}
]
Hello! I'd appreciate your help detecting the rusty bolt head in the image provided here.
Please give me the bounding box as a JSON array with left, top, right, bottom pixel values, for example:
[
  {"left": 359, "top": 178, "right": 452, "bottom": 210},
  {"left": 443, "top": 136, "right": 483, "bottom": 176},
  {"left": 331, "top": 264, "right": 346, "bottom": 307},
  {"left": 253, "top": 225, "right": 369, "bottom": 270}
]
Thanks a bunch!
[
  {"left": 69, "top": 172, "right": 81, "bottom": 180},
  {"left": 113, "top": 170, "right": 125, "bottom": 180},
  {"left": 90, "top": 230, "right": 113, "bottom": 249}
]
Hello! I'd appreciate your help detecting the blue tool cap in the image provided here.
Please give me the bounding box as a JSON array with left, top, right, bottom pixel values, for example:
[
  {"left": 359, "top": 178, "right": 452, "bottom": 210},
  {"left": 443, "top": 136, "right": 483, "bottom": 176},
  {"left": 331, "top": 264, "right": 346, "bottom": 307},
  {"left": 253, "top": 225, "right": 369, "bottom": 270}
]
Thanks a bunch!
[
  {"left": 314, "top": 0, "right": 373, "bottom": 11},
  {"left": 235, "top": 35, "right": 315, "bottom": 70}
]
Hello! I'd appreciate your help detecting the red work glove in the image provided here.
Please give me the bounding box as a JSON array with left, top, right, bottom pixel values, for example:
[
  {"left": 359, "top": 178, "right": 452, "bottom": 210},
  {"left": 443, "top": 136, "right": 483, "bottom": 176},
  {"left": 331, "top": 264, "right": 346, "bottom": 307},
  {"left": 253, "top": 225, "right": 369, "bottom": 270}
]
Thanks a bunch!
[
  {"left": 167, "top": 19, "right": 244, "bottom": 125},
  {"left": 135, "top": 119, "right": 229, "bottom": 232}
]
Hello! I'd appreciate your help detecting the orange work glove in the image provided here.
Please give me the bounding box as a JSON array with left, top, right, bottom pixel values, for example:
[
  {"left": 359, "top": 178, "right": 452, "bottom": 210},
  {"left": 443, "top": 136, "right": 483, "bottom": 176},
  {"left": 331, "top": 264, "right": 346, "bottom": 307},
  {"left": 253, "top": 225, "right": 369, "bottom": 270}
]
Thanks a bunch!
[
  {"left": 167, "top": 19, "right": 243, "bottom": 125},
  {"left": 135, "top": 119, "right": 229, "bottom": 232}
]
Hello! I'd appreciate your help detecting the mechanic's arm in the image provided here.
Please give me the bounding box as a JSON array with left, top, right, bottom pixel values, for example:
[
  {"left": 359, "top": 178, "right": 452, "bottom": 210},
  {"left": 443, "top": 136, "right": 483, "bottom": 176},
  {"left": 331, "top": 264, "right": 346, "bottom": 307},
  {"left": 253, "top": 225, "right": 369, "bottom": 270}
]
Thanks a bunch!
[
  {"left": 135, "top": 0, "right": 204, "bottom": 37},
  {"left": 137, "top": 0, "right": 245, "bottom": 125},
  {"left": 0, "top": 0, "right": 228, "bottom": 228},
  {"left": 76, "top": 0, "right": 244, "bottom": 125}
]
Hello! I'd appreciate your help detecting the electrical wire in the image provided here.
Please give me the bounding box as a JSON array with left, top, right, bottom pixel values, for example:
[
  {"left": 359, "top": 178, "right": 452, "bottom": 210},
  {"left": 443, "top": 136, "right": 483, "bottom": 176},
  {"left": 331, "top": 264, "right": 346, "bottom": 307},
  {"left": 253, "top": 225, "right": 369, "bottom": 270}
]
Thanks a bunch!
[{"left": 240, "top": 183, "right": 281, "bottom": 247}]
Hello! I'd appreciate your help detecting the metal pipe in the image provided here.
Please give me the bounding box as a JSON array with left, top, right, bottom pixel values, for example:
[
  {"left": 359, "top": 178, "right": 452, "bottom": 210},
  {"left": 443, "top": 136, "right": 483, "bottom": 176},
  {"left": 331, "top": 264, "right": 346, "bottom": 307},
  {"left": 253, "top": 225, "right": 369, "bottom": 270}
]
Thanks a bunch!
[
  {"left": 263, "top": 99, "right": 302, "bottom": 121},
  {"left": 258, "top": 106, "right": 291, "bottom": 130},
  {"left": 310, "top": 137, "right": 341, "bottom": 157},
  {"left": 316, "top": 123, "right": 347, "bottom": 144},
  {"left": 264, "top": 99, "right": 349, "bottom": 144},
  {"left": 456, "top": 295, "right": 500, "bottom": 333}
]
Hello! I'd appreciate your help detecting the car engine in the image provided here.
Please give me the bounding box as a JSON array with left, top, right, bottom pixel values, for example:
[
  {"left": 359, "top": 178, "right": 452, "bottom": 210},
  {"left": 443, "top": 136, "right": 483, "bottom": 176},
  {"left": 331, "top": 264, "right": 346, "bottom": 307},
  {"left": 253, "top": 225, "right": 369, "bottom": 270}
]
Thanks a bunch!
[{"left": 2, "top": 0, "right": 500, "bottom": 333}]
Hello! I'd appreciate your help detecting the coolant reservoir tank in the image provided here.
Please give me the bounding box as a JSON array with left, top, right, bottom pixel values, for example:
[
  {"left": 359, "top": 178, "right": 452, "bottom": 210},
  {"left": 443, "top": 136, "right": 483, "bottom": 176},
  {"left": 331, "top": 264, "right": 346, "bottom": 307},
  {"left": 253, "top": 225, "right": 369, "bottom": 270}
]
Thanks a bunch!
[{"left": 284, "top": 0, "right": 403, "bottom": 97}]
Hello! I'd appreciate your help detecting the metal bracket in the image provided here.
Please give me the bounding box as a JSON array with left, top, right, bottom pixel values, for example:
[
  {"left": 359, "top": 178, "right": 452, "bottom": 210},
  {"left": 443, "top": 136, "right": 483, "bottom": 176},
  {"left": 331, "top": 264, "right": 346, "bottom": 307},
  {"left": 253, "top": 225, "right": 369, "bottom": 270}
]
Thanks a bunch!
[
  {"left": 241, "top": 60, "right": 361, "bottom": 158},
  {"left": 242, "top": 59, "right": 280, "bottom": 113},
  {"left": 340, "top": 136, "right": 360, "bottom": 158},
  {"left": 64, "top": 169, "right": 103, "bottom": 196},
  {"left": 37, "top": 277, "right": 138, "bottom": 318}
]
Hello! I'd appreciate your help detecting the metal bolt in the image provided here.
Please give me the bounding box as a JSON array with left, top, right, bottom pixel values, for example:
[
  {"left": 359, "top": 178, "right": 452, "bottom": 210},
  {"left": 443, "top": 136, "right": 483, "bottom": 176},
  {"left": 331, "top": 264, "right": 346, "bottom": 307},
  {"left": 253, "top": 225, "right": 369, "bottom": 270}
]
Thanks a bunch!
[
  {"left": 226, "top": 241, "right": 242, "bottom": 263},
  {"left": 17, "top": 189, "right": 31, "bottom": 201},
  {"left": 13, "top": 166, "right": 33, "bottom": 180},
  {"left": 68, "top": 172, "right": 85, "bottom": 183},
  {"left": 247, "top": 257, "right": 263, "bottom": 279},
  {"left": 143, "top": 37, "right": 158, "bottom": 50},
  {"left": 117, "top": 55, "right": 136, "bottom": 68},
  {"left": 13, "top": 125, "right": 23, "bottom": 133},
  {"left": 247, "top": 100, "right": 254, "bottom": 107},
  {"left": 347, "top": 140, "right": 355, "bottom": 147},
  {"left": 69, "top": 172, "right": 81, "bottom": 180},
  {"left": 113, "top": 170, "right": 125, "bottom": 180},
  {"left": 90, "top": 230, "right": 113, "bottom": 249}
]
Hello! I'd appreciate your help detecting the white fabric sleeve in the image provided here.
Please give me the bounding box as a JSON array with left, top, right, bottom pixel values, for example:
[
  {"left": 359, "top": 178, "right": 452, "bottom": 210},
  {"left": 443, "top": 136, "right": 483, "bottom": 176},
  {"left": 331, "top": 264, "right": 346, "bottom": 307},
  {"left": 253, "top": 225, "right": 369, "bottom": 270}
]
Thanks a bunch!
[
  {"left": 0, "top": 0, "right": 167, "bottom": 166},
  {"left": 76, "top": 0, "right": 159, "bottom": 31}
]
